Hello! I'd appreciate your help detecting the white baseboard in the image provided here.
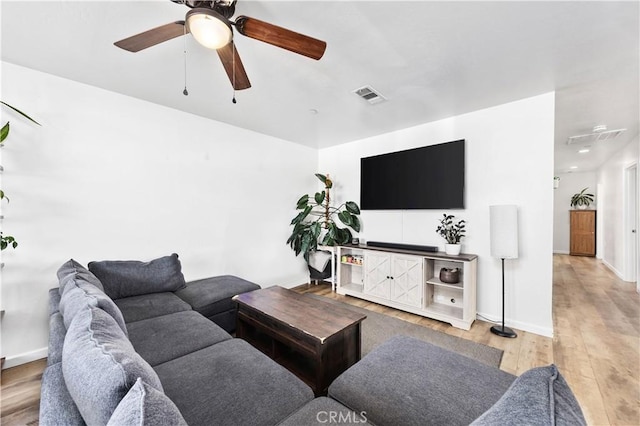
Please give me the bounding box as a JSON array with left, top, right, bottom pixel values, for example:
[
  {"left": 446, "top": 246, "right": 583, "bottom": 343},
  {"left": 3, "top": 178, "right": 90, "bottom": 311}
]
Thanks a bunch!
[
  {"left": 2, "top": 347, "right": 48, "bottom": 370},
  {"left": 476, "top": 312, "right": 553, "bottom": 338},
  {"left": 553, "top": 250, "right": 570, "bottom": 255},
  {"left": 602, "top": 259, "right": 625, "bottom": 280}
]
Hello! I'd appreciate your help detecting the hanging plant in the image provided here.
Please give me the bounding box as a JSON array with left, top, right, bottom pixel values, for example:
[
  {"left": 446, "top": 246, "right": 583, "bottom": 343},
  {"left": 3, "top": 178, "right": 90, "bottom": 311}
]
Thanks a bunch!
[{"left": 287, "top": 174, "right": 361, "bottom": 261}]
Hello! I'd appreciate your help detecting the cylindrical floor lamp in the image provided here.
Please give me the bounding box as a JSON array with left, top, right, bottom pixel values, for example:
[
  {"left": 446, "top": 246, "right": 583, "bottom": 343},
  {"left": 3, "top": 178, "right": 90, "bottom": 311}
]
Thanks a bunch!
[{"left": 489, "top": 205, "right": 518, "bottom": 338}]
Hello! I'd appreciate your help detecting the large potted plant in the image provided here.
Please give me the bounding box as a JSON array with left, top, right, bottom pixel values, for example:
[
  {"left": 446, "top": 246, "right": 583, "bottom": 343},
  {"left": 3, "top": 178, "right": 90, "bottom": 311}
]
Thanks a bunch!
[
  {"left": 570, "top": 187, "right": 594, "bottom": 209},
  {"left": 436, "top": 214, "right": 466, "bottom": 255},
  {"left": 1, "top": 101, "right": 40, "bottom": 250},
  {"left": 287, "top": 174, "right": 361, "bottom": 261}
]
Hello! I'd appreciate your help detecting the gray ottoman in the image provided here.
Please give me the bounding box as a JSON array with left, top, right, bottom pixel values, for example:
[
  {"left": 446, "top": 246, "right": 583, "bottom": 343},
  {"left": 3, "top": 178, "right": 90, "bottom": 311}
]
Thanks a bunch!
[
  {"left": 175, "top": 275, "right": 260, "bottom": 332},
  {"left": 329, "top": 335, "right": 516, "bottom": 426}
]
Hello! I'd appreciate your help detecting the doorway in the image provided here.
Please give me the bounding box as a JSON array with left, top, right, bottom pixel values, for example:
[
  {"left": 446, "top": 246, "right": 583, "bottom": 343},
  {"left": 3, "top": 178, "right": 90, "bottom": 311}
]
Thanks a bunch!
[{"left": 624, "top": 163, "right": 638, "bottom": 288}]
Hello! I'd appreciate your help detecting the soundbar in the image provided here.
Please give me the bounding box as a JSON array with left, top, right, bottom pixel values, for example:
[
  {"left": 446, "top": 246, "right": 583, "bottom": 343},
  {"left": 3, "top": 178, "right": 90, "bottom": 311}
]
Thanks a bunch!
[{"left": 366, "top": 241, "right": 439, "bottom": 253}]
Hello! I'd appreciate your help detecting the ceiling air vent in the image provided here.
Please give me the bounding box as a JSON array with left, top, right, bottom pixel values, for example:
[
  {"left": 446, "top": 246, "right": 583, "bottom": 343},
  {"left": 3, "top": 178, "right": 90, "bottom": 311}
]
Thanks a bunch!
[
  {"left": 566, "top": 127, "right": 626, "bottom": 145},
  {"left": 353, "top": 86, "right": 386, "bottom": 105}
]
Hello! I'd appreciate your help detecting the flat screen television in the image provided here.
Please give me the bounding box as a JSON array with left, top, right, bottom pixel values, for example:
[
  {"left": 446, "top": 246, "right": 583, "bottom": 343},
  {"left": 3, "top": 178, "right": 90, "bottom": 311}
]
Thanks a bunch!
[{"left": 360, "top": 139, "right": 465, "bottom": 210}]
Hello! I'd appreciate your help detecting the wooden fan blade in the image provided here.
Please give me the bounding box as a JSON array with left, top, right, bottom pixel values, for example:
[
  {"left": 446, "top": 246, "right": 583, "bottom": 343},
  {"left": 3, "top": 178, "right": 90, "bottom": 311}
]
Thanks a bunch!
[
  {"left": 234, "top": 16, "right": 326, "bottom": 60},
  {"left": 216, "top": 41, "right": 251, "bottom": 90},
  {"left": 114, "top": 21, "right": 188, "bottom": 52}
]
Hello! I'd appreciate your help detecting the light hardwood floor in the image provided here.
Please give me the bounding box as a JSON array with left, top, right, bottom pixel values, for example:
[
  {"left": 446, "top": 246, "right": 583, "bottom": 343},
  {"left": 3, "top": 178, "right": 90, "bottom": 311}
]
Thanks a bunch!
[{"left": 1, "top": 254, "right": 638, "bottom": 425}]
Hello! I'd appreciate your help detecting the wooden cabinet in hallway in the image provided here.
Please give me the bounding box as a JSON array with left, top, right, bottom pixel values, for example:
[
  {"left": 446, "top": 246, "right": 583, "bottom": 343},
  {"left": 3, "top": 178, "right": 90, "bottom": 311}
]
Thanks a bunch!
[{"left": 570, "top": 210, "right": 596, "bottom": 256}]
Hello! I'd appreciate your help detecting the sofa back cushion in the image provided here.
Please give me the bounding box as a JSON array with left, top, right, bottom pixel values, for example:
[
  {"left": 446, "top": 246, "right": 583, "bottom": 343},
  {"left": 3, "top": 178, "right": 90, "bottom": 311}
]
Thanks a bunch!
[
  {"left": 57, "top": 259, "right": 104, "bottom": 294},
  {"left": 471, "top": 364, "right": 586, "bottom": 426},
  {"left": 59, "top": 276, "right": 128, "bottom": 336},
  {"left": 88, "top": 253, "right": 186, "bottom": 299},
  {"left": 107, "top": 378, "right": 187, "bottom": 426},
  {"left": 62, "top": 306, "right": 163, "bottom": 426}
]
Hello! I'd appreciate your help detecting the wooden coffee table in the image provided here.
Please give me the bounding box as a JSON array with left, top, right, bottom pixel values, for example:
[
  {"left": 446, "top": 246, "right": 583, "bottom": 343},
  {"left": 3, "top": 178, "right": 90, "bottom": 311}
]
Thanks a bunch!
[{"left": 232, "top": 286, "right": 366, "bottom": 396}]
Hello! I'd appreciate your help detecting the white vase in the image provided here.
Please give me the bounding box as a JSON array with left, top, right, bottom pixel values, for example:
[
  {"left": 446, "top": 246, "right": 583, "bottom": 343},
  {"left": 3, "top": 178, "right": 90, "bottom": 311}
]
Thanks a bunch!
[{"left": 445, "top": 244, "right": 461, "bottom": 255}]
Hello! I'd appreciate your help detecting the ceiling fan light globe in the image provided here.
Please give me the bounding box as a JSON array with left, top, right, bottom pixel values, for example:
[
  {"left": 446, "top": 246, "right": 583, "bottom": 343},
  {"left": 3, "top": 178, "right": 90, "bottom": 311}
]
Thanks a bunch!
[{"left": 186, "top": 9, "right": 232, "bottom": 50}]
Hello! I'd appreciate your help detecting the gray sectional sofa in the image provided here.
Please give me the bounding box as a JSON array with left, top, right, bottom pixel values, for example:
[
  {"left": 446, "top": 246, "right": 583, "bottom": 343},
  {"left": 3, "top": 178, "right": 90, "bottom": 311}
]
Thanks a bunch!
[{"left": 40, "top": 254, "right": 586, "bottom": 426}]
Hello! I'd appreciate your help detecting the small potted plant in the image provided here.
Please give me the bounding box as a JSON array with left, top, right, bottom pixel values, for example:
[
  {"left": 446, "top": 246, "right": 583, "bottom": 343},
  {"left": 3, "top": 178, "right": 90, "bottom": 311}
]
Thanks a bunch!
[
  {"left": 436, "top": 214, "right": 466, "bottom": 255},
  {"left": 570, "top": 187, "right": 594, "bottom": 209}
]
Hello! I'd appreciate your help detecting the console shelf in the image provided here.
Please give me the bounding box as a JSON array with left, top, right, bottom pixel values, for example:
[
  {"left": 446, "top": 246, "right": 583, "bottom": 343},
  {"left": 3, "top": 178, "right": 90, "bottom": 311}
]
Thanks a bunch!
[{"left": 337, "top": 245, "right": 477, "bottom": 330}]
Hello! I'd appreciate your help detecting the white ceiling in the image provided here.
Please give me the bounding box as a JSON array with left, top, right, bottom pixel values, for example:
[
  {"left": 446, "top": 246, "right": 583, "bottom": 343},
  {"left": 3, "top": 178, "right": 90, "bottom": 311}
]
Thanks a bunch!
[{"left": 1, "top": 1, "right": 638, "bottom": 174}]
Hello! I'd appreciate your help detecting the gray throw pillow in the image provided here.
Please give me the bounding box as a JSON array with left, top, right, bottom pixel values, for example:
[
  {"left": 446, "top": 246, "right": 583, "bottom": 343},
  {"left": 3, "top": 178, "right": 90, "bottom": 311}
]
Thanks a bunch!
[
  {"left": 471, "top": 364, "right": 586, "bottom": 426},
  {"left": 59, "top": 277, "right": 128, "bottom": 336},
  {"left": 88, "top": 253, "right": 186, "bottom": 299},
  {"left": 57, "top": 259, "right": 104, "bottom": 294},
  {"left": 107, "top": 378, "right": 187, "bottom": 426},
  {"left": 62, "top": 307, "right": 163, "bottom": 426}
]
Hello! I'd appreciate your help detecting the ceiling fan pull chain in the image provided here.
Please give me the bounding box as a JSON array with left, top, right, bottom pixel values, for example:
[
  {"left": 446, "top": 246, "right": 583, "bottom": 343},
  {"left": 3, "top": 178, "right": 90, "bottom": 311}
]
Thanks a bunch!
[
  {"left": 182, "top": 24, "right": 189, "bottom": 96},
  {"left": 232, "top": 40, "right": 237, "bottom": 104}
]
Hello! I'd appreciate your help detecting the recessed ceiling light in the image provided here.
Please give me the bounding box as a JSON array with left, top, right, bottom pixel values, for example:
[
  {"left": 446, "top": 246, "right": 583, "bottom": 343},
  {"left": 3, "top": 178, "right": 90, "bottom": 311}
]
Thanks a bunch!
[
  {"left": 578, "top": 148, "right": 590, "bottom": 154},
  {"left": 309, "top": 109, "right": 318, "bottom": 115},
  {"left": 570, "top": 166, "right": 578, "bottom": 169}
]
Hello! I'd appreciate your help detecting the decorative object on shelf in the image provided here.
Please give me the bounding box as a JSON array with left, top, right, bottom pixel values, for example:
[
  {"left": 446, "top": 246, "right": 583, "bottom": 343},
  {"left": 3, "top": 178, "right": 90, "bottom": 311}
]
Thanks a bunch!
[
  {"left": 341, "top": 254, "right": 363, "bottom": 265},
  {"left": 553, "top": 176, "right": 560, "bottom": 189},
  {"left": 439, "top": 267, "right": 460, "bottom": 284},
  {"left": 570, "top": 187, "right": 594, "bottom": 209},
  {"left": 489, "top": 205, "right": 519, "bottom": 338},
  {"left": 436, "top": 213, "right": 466, "bottom": 255},
  {"left": 0, "top": 101, "right": 40, "bottom": 251},
  {"left": 287, "top": 173, "right": 361, "bottom": 261}
]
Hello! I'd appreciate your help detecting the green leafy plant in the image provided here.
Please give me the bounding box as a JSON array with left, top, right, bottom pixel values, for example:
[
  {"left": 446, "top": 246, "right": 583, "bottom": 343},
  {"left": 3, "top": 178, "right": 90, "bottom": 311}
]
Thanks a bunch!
[
  {"left": 1, "top": 101, "right": 41, "bottom": 250},
  {"left": 287, "top": 174, "right": 361, "bottom": 261},
  {"left": 436, "top": 214, "right": 466, "bottom": 244},
  {"left": 570, "top": 187, "right": 594, "bottom": 208}
]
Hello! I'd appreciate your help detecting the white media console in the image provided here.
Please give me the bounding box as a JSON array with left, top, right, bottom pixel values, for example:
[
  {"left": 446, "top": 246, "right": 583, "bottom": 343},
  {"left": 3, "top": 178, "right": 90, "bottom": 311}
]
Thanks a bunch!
[{"left": 336, "top": 244, "right": 477, "bottom": 330}]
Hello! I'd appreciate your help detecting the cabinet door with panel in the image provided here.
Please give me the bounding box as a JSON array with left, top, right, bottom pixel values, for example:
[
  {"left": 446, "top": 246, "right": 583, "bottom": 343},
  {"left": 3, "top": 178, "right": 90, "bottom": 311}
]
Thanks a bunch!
[
  {"left": 390, "top": 255, "right": 423, "bottom": 307},
  {"left": 363, "top": 251, "right": 391, "bottom": 298},
  {"left": 570, "top": 210, "right": 596, "bottom": 256}
]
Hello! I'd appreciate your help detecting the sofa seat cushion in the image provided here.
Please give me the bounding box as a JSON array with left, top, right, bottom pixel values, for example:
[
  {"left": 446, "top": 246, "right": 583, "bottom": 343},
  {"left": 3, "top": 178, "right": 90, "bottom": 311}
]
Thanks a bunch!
[
  {"left": 154, "top": 339, "right": 314, "bottom": 426},
  {"left": 114, "top": 292, "right": 191, "bottom": 323},
  {"left": 108, "top": 378, "right": 187, "bottom": 426},
  {"left": 175, "top": 275, "right": 261, "bottom": 318},
  {"left": 88, "top": 253, "right": 187, "bottom": 299},
  {"left": 471, "top": 364, "right": 586, "bottom": 426},
  {"left": 62, "top": 306, "right": 163, "bottom": 426},
  {"left": 39, "top": 363, "right": 85, "bottom": 426},
  {"left": 329, "top": 335, "right": 516, "bottom": 426},
  {"left": 127, "top": 311, "right": 232, "bottom": 366},
  {"left": 278, "top": 397, "right": 373, "bottom": 426}
]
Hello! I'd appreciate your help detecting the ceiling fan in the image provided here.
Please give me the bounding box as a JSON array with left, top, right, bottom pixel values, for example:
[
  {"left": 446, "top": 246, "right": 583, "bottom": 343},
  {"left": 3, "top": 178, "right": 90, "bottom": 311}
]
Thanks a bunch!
[{"left": 114, "top": 0, "right": 327, "bottom": 91}]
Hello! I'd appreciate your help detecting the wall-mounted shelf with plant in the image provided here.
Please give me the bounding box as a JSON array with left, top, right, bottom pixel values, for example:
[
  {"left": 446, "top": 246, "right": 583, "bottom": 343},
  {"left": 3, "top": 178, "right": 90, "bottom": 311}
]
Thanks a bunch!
[
  {"left": 287, "top": 173, "right": 361, "bottom": 261},
  {"left": 1, "top": 101, "right": 40, "bottom": 250}
]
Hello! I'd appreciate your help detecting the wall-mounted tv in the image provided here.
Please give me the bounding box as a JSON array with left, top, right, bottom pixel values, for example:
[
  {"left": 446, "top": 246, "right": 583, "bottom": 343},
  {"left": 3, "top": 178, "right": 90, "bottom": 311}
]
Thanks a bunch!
[{"left": 360, "top": 139, "right": 465, "bottom": 210}]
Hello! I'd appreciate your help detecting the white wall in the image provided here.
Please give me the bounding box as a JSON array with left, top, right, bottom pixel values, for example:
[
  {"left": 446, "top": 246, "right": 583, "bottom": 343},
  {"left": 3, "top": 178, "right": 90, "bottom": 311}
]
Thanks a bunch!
[
  {"left": 319, "top": 93, "right": 556, "bottom": 337},
  {"left": 0, "top": 62, "right": 316, "bottom": 367},
  {"left": 596, "top": 136, "right": 640, "bottom": 280},
  {"left": 553, "top": 172, "right": 597, "bottom": 254}
]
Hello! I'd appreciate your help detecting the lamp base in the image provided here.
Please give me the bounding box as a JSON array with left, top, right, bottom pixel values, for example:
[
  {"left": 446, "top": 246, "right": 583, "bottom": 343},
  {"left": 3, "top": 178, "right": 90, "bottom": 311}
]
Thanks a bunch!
[{"left": 490, "top": 325, "right": 517, "bottom": 338}]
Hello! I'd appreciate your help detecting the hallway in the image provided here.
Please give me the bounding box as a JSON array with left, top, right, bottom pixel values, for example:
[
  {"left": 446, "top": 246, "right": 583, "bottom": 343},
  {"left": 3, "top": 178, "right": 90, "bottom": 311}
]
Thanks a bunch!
[{"left": 552, "top": 254, "right": 639, "bottom": 425}]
